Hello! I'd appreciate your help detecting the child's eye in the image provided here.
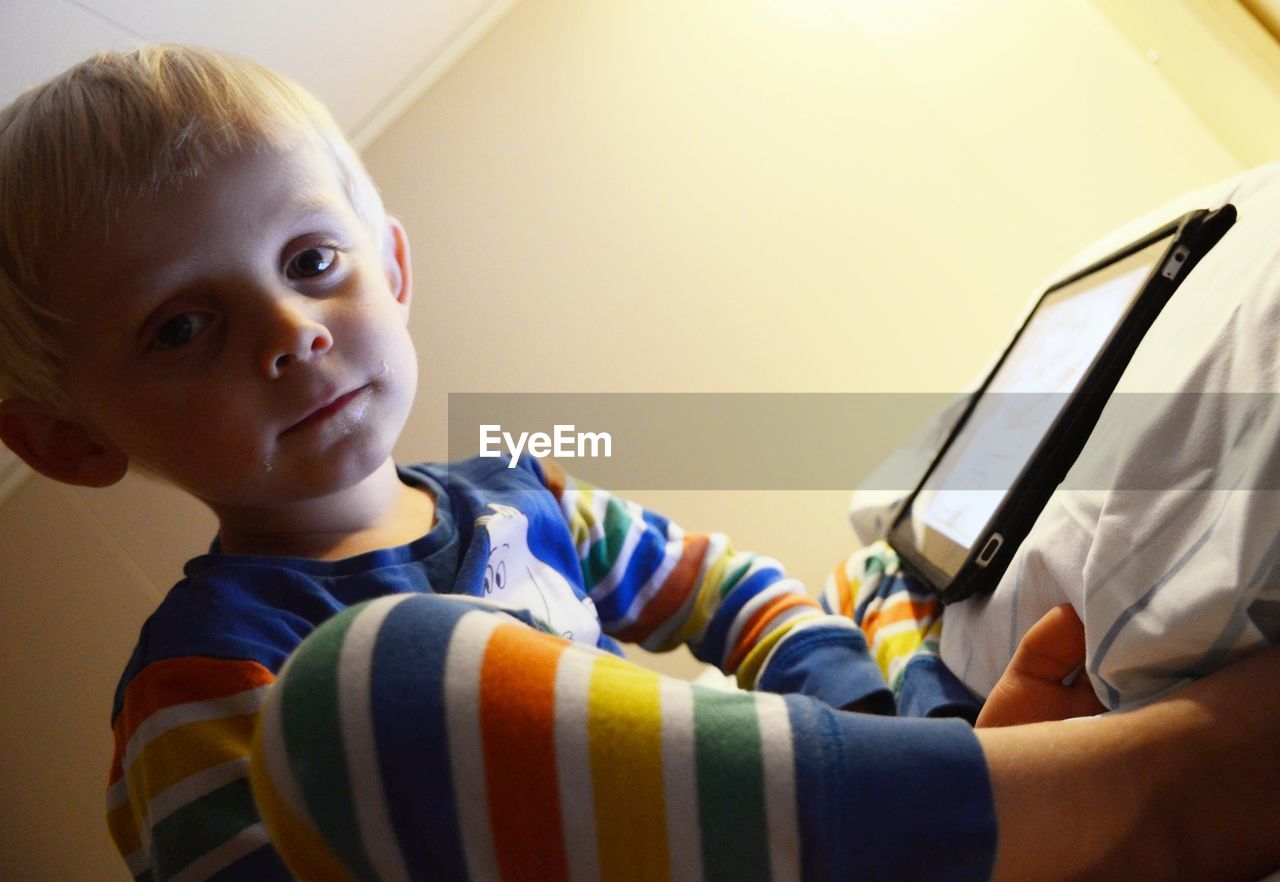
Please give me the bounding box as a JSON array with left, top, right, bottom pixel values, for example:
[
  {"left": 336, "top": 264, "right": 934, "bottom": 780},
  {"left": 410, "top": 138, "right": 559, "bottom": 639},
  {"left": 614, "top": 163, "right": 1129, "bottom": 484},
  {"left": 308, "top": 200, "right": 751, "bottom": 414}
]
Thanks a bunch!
[
  {"left": 150, "top": 313, "right": 211, "bottom": 350},
  {"left": 286, "top": 246, "right": 338, "bottom": 279}
]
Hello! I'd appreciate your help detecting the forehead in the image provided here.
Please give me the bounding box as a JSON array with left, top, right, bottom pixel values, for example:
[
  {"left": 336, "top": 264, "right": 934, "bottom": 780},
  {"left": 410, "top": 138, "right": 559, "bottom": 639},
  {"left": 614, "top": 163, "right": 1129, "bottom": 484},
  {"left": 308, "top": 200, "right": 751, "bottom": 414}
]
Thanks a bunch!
[
  {"left": 120, "top": 141, "right": 350, "bottom": 254},
  {"left": 46, "top": 141, "right": 356, "bottom": 304}
]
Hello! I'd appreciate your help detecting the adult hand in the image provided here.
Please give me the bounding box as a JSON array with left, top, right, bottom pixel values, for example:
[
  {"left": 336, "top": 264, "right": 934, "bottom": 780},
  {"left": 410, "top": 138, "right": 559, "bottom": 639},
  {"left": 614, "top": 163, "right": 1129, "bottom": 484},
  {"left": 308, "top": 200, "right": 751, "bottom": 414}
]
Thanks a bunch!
[
  {"left": 976, "top": 603, "right": 1106, "bottom": 728},
  {"left": 980, "top": 640, "right": 1280, "bottom": 881}
]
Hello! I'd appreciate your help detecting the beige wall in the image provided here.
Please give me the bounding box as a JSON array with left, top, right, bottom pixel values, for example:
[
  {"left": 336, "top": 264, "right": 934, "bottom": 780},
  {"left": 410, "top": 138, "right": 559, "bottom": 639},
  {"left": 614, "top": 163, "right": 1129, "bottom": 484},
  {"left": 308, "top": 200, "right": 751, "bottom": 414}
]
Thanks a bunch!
[
  {"left": 3, "top": 1, "right": 1276, "bottom": 878},
  {"left": 363, "top": 0, "right": 1250, "bottom": 667}
]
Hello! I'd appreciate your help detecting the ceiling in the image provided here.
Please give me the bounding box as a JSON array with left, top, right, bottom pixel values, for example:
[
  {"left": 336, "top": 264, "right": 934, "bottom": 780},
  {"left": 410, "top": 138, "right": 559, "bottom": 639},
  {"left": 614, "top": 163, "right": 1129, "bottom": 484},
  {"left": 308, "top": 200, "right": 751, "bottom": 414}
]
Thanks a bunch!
[{"left": 0, "top": 0, "right": 519, "bottom": 148}]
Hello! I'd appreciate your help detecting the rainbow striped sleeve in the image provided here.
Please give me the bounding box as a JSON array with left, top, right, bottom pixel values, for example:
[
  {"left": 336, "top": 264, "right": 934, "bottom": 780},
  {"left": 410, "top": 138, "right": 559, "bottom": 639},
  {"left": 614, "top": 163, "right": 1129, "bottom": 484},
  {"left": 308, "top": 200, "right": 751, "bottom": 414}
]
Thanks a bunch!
[
  {"left": 251, "top": 594, "right": 996, "bottom": 881},
  {"left": 537, "top": 460, "right": 831, "bottom": 688},
  {"left": 822, "top": 542, "right": 979, "bottom": 719},
  {"left": 108, "top": 656, "right": 288, "bottom": 881}
]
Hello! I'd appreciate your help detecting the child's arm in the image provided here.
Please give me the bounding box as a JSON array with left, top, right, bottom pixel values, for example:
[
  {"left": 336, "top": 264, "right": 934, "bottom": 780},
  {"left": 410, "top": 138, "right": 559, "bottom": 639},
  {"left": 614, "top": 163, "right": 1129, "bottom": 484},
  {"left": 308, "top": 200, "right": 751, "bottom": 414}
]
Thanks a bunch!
[
  {"left": 823, "top": 541, "right": 981, "bottom": 718},
  {"left": 251, "top": 593, "right": 998, "bottom": 881},
  {"left": 109, "top": 656, "right": 292, "bottom": 881},
  {"left": 535, "top": 459, "right": 893, "bottom": 711},
  {"left": 250, "top": 593, "right": 1280, "bottom": 882}
]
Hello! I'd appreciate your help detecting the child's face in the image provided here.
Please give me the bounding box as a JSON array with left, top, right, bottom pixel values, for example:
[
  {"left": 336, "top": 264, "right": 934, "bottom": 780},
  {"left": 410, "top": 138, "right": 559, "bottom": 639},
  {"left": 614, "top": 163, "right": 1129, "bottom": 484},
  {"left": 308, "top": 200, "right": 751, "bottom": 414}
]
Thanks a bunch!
[{"left": 44, "top": 140, "right": 418, "bottom": 512}]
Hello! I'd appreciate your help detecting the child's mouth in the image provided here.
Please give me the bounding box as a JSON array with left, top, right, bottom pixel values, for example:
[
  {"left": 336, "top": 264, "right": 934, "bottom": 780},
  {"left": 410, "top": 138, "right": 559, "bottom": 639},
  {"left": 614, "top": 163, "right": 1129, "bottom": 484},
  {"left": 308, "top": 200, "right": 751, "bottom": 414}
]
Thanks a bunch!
[{"left": 283, "top": 385, "right": 370, "bottom": 435}]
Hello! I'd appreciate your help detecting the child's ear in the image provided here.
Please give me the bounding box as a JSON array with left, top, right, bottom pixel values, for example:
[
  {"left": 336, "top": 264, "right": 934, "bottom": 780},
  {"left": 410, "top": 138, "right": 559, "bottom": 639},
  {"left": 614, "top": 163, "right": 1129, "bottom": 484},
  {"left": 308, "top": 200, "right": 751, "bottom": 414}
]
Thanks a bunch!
[
  {"left": 384, "top": 216, "right": 412, "bottom": 311},
  {"left": 0, "top": 398, "right": 128, "bottom": 488}
]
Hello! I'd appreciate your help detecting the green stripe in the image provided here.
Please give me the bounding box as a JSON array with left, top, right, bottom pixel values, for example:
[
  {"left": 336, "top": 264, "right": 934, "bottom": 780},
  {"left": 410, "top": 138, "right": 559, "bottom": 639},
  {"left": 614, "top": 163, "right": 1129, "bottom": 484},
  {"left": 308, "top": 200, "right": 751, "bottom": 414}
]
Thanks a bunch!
[
  {"left": 150, "top": 776, "right": 256, "bottom": 878},
  {"left": 582, "top": 495, "right": 633, "bottom": 590},
  {"left": 719, "top": 557, "right": 753, "bottom": 597},
  {"left": 866, "top": 554, "right": 887, "bottom": 578},
  {"left": 693, "top": 687, "right": 771, "bottom": 882},
  {"left": 280, "top": 605, "right": 376, "bottom": 881}
]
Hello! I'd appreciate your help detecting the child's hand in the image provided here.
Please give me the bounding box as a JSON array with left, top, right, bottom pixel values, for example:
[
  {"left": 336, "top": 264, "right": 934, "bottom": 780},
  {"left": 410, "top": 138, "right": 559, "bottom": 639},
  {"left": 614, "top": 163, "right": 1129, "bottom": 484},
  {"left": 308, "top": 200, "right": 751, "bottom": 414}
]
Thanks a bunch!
[{"left": 976, "top": 603, "right": 1106, "bottom": 728}]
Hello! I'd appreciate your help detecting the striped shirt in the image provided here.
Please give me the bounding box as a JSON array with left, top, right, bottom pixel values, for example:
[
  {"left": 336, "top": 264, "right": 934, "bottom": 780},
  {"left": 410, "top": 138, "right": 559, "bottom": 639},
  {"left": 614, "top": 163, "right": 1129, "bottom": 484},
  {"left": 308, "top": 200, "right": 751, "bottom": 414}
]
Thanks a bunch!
[
  {"left": 108, "top": 457, "right": 897, "bottom": 880},
  {"left": 252, "top": 592, "right": 996, "bottom": 881}
]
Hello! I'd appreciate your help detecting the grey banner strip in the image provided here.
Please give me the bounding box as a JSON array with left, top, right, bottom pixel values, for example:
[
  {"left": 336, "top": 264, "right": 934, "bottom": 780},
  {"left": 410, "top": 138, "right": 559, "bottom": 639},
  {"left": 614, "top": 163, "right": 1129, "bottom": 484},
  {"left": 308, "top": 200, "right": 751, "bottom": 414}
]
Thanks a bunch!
[{"left": 446, "top": 393, "right": 1280, "bottom": 491}]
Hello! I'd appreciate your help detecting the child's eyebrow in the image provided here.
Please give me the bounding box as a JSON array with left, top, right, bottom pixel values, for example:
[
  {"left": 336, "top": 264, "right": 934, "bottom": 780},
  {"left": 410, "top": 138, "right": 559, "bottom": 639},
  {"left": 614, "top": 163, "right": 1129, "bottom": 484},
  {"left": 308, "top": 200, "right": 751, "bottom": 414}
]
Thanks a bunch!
[
  {"left": 280, "top": 192, "right": 346, "bottom": 225},
  {"left": 288, "top": 193, "right": 336, "bottom": 213}
]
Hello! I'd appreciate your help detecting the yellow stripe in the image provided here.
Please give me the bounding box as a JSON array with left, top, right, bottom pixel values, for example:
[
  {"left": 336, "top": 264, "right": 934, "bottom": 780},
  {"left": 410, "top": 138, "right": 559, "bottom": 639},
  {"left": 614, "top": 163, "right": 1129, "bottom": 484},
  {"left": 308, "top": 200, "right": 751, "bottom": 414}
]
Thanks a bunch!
[
  {"left": 577, "top": 484, "right": 599, "bottom": 529},
  {"left": 127, "top": 714, "right": 256, "bottom": 811},
  {"left": 567, "top": 482, "right": 599, "bottom": 550},
  {"left": 734, "top": 613, "right": 819, "bottom": 689},
  {"left": 588, "top": 656, "right": 671, "bottom": 882},
  {"left": 874, "top": 629, "right": 929, "bottom": 679},
  {"left": 248, "top": 720, "right": 360, "bottom": 882}
]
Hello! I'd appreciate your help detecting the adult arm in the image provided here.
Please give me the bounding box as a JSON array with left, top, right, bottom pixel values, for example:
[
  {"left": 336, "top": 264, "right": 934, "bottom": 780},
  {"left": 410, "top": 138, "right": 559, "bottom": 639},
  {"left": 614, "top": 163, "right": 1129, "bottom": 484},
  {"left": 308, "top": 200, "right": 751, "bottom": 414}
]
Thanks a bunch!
[
  {"left": 979, "top": 640, "right": 1280, "bottom": 881},
  {"left": 975, "top": 603, "right": 1105, "bottom": 728}
]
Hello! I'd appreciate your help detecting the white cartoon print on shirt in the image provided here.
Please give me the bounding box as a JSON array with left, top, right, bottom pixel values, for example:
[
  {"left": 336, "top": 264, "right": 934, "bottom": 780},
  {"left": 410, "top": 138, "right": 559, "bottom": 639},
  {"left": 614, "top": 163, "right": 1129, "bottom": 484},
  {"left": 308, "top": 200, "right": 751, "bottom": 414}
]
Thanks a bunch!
[{"left": 475, "top": 504, "right": 602, "bottom": 645}]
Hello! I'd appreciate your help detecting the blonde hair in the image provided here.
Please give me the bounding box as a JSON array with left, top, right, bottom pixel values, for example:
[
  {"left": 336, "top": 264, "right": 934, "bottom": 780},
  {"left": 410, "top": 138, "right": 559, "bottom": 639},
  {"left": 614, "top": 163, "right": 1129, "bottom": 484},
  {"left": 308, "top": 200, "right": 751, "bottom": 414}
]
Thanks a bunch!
[{"left": 0, "top": 43, "right": 386, "bottom": 412}]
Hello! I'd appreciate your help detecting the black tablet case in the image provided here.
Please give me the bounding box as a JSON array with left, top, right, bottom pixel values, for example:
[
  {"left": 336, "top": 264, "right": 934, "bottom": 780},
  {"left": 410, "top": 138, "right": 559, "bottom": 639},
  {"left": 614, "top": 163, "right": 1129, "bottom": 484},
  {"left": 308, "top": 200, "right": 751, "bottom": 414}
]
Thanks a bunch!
[{"left": 889, "top": 204, "right": 1237, "bottom": 604}]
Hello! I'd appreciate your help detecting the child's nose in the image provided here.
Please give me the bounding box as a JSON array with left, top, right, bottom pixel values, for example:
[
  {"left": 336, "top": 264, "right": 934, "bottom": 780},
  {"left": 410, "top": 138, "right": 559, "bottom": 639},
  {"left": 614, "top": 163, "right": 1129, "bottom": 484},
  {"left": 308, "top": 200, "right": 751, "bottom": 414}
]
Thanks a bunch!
[{"left": 261, "top": 301, "right": 334, "bottom": 379}]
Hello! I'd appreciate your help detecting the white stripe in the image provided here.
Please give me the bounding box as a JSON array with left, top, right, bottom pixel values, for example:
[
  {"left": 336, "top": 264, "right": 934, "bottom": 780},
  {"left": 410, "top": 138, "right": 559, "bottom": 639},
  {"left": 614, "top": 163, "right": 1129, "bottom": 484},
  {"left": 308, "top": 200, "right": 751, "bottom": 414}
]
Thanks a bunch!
[
  {"left": 341, "top": 595, "right": 415, "bottom": 882},
  {"left": 257, "top": 654, "right": 318, "bottom": 833},
  {"left": 755, "top": 693, "right": 801, "bottom": 881},
  {"left": 871, "top": 616, "right": 932, "bottom": 647},
  {"left": 107, "top": 776, "right": 130, "bottom": 813},
  {"left": 588, "top": 501, "right": 647, "bottom": 596},
  {"left": 125, "top": 691, "right": 270, "bottom": 861},
  {"left": 445, "top": 610, "right": 503, "bottom": 881},
  {"left": 660, "top": 679, "right": 703, "bottom": 882},
  {"left": 746, "top": 604, "right": 825, "bottom": 654},
  {"left": 754, "top": 615, "right": 858, "bottom": 684},
  {"left": 557, "top": 487, "right": 588, "bottom": 557},
  {"left": 146, "top": 757, "right": 251, "bottom": 827},
  {"left": 561, "top": 480, "right": 610, "bottom": 555},
  {"left": 123, "top": 685, "right": 270, "bottom": 773},
  {"left": 721, "top": 576, "right": 797, "bottom": 664},
  {"left": 605, "top": 525, "right": 686, "bottom": 632},
  {"left": 555, "top": 648, "right": 601, "bottom": 882},
  {"left": 168, "top": 822, "right": 271, "bottom": 882},
  {"left": 582, "top": 486, "right": 611, "bottom": 550},
  {"left": 820, "top": 570, "right": 843, "bottom": 612}
]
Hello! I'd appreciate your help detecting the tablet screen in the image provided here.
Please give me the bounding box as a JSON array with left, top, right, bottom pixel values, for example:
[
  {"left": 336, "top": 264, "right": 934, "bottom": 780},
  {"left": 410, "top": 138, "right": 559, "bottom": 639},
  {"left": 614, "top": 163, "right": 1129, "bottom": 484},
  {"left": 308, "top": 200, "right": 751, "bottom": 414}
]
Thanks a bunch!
[{"left": 906, "top": 232, "right": 1175, "bottom": 577}]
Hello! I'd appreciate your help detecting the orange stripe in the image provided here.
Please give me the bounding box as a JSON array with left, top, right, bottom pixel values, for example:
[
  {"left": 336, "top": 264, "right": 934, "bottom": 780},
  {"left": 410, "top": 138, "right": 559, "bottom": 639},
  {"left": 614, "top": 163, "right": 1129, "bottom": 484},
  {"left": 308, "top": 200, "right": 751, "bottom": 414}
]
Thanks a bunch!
[
  {"left": 611, "top": 535, "right": 709, "bottom": 644},
  {"left": 541, "top": 458, "right": 567, "bottom": 498},
  {"left": 480, "top": 625, "right": 569, "bottom": 882},
  {"left": 723, "top": 594, "right": 820, "bottom": 673},
  {"left": 862, "top": 597, "right": 940, "bottom": 644},
  {"left": 832, "top": 561, "right": 856, "bottom": 618},
  {"left": 111, "top": 658, "right": 275, "bottom": 777}
]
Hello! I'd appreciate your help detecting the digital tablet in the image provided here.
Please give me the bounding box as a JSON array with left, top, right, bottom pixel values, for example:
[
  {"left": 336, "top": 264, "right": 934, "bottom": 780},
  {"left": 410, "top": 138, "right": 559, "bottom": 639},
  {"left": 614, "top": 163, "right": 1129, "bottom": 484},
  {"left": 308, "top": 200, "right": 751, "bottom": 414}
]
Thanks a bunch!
[{"left": 888, "top": 204, "right": 1237, "bottom": 604}]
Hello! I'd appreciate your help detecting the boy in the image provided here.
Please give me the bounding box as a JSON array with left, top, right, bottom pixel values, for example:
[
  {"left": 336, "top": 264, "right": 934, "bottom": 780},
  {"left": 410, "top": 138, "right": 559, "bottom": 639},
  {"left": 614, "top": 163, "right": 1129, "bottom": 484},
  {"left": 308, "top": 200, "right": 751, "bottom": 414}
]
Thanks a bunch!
[
  {"left": 0, "top": 45, "right": 986, "bottom": 881},
  {"left": 3, "top": 44, "right": 1278, "bottom": 882}
]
